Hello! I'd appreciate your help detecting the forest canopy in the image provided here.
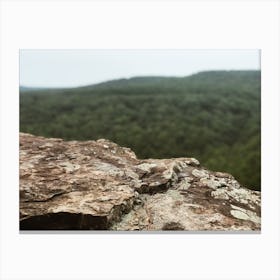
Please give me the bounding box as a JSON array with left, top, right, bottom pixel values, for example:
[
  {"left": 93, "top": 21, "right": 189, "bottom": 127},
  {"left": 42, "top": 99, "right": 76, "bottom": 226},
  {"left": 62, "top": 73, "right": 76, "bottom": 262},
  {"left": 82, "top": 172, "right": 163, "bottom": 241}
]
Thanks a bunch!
[{"left": 20, "top": 70, "right": 261, "bottom": 190}]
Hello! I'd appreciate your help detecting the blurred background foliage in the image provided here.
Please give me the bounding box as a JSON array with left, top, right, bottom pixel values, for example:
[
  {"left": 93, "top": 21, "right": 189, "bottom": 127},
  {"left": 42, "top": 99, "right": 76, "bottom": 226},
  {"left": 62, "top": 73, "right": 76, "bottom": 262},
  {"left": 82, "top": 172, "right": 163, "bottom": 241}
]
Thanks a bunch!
[{"left": 20, "top": 70, "right": 261, "bottom": 190}]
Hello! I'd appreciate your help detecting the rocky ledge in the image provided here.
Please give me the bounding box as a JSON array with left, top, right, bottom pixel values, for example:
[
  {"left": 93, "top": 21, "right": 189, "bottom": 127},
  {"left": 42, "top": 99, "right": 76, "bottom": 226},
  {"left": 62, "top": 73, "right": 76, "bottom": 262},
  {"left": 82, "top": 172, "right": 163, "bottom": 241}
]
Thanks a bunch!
[{"left": 20, "top": 133, "right": 261, "bottom": 231}]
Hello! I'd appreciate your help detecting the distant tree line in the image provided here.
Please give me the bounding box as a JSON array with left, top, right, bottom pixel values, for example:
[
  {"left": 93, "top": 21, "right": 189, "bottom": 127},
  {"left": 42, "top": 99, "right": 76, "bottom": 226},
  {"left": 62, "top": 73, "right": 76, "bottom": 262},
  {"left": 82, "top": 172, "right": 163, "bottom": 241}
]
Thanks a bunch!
[{"left": 20, "top": 70, "right": 261, "bottom": 190}]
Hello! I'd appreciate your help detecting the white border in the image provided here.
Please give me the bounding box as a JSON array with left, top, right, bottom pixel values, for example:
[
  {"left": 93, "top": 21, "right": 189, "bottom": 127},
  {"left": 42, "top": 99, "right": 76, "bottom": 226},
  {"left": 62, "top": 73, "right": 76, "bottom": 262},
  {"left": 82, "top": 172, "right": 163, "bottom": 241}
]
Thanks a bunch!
[{"left": 1, "top": 1, "right": 279, "bottom": 280}]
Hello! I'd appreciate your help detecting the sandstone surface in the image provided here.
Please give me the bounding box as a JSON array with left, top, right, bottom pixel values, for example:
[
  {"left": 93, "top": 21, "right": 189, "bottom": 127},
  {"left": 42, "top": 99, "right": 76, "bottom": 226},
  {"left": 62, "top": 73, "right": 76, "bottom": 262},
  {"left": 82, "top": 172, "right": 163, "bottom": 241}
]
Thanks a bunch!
[{"left": 20, "top": 133, "right": 261, "bottom": 231}]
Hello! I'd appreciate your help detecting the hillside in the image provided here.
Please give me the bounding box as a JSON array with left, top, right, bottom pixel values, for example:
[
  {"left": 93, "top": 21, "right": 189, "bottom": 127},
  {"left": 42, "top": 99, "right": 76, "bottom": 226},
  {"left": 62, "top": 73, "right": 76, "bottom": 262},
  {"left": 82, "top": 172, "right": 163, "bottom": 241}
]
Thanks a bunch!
[{"left": 20, "top": 70, "right": 261, "bottom": 190}]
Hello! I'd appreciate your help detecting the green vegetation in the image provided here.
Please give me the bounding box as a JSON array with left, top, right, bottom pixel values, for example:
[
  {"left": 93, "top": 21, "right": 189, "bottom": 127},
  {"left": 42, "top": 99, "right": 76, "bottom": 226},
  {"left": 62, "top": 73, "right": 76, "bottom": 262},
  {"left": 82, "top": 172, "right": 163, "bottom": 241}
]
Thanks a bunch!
[{"left": 20, "top": 70, "right": 261, "bottom": 190}]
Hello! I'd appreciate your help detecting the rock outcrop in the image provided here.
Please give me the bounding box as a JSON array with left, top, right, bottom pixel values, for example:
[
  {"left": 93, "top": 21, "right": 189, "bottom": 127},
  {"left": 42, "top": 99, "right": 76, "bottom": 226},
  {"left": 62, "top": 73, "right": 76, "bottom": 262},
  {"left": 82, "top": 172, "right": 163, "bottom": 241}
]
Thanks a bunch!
[{"left": 19, "top": 133, "right": 261, "bottom": 231}]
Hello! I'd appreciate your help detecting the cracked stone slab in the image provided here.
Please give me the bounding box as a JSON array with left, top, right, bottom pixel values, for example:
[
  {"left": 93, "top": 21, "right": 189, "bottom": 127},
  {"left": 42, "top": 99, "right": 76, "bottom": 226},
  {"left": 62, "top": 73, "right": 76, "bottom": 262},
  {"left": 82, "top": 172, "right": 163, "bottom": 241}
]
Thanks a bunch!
[{"left": 20, "top": 133, "right": 261, "bottom": 231}]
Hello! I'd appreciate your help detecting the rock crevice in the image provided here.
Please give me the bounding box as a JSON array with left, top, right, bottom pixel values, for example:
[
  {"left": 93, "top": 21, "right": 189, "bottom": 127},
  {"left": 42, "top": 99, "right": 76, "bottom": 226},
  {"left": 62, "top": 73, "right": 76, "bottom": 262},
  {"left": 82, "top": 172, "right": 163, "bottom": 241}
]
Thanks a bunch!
[{"left": 20, "top": 133, "right": 261, "bottom": 231}]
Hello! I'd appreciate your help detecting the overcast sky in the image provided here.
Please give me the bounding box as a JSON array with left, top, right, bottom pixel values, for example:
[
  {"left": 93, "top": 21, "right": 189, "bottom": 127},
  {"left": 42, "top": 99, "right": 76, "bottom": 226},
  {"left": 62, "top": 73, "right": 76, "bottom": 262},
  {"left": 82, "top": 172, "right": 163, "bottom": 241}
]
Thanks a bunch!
[{"left": 20, "top": 49, "right": 260, "bottom": 88}]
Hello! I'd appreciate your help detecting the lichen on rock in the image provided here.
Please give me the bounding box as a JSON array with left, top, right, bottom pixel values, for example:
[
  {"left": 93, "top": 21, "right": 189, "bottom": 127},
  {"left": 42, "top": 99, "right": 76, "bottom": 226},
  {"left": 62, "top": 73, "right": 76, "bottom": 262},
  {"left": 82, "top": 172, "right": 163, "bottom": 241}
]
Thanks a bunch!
[{"left": 19, "top": 133, "right": 261, "bottom": 231}]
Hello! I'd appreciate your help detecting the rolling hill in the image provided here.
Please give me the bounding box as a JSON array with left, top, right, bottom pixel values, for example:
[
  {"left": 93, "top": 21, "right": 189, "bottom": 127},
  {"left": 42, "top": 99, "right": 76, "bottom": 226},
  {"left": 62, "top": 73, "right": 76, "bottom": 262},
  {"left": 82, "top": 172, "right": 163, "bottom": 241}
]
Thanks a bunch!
[{"left": 20, "top": 70, "right": 261, "bottom": 190}]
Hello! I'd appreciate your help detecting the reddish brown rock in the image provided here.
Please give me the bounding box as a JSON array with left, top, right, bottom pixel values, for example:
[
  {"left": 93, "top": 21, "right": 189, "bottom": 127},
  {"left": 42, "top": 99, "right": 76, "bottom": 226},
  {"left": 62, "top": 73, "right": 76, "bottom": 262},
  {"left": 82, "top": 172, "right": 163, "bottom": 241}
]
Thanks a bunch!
[{"left": 20, "top": 133, "right": 261, "bottom": 231}]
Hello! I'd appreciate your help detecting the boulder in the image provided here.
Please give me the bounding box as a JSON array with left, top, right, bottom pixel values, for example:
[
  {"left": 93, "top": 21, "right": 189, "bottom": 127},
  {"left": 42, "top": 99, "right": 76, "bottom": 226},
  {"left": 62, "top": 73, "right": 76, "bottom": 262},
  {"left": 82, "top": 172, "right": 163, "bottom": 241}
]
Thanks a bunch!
[{"left": 19, "top": 133, "right": 261, "bottom": 231}]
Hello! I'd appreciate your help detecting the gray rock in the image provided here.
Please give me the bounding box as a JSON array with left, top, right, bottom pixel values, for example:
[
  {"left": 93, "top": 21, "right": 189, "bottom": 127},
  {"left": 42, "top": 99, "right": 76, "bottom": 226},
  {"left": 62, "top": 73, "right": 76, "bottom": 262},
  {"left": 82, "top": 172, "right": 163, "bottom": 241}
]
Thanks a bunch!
[{"left": 20, "top": 133, "right": 261, "bottom": 231}]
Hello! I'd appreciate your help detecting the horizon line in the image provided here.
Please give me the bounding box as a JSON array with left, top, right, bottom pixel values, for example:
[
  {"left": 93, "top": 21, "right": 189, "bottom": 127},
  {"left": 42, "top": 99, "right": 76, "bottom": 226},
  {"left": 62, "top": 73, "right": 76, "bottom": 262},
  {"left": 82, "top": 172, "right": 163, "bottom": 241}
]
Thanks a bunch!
[{"left": 19, "top": 69, "right": 261, "bottom": 90}]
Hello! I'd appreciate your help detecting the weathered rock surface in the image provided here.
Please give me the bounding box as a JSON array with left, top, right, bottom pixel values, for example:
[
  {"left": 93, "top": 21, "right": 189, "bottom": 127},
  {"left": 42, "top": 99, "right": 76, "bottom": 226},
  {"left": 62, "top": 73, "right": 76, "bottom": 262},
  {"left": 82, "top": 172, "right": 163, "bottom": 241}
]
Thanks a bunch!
[{"left": 20, "top": 133, "right": 261, "bottom": 231}]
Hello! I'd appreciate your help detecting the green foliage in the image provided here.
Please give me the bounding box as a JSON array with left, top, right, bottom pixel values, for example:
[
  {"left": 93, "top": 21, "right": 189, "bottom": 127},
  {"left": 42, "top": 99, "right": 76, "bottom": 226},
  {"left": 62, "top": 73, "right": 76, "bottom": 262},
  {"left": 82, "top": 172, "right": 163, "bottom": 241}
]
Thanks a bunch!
[{"left": 20, "top": 70, "right": 261, "bottom": 190}]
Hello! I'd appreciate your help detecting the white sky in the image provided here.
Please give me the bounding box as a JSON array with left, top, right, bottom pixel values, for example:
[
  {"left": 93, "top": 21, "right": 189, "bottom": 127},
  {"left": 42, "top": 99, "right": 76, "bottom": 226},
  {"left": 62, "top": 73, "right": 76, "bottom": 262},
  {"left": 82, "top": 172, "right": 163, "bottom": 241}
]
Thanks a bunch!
[{"left": 20, "top": 49, "right": 260, "bottom": 88}]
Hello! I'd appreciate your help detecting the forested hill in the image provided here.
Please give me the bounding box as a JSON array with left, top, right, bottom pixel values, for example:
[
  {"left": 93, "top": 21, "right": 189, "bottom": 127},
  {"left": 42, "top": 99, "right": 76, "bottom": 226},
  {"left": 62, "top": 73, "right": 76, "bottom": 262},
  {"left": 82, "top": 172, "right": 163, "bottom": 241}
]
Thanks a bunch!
[{"left": 20, "top": 70, "right": 261, "bottom": 190}]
